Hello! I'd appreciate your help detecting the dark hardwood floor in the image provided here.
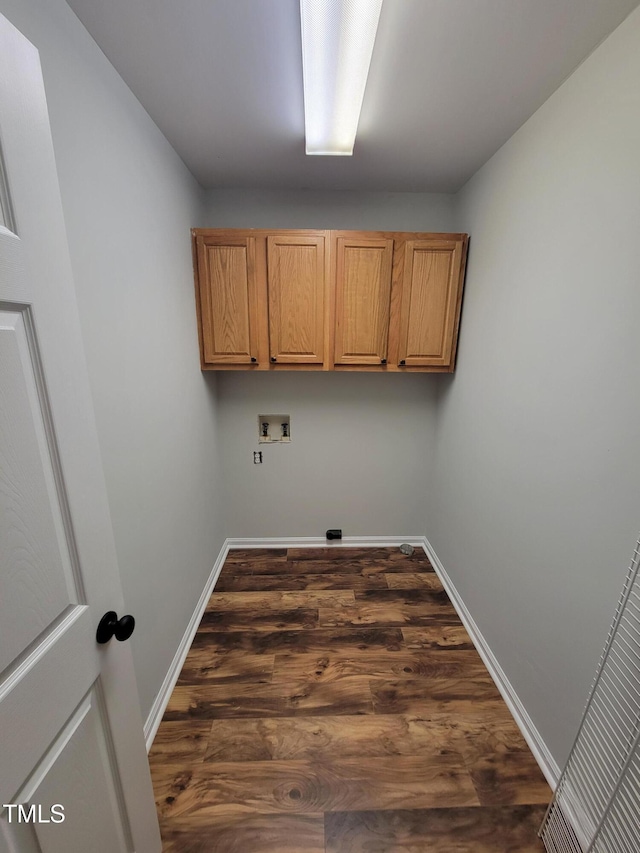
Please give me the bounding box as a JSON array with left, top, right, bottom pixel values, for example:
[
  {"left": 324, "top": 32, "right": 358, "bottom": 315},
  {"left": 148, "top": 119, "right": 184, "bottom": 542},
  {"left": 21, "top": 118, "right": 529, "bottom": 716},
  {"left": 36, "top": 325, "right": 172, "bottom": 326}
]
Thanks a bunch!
[{"left": 149, "top": 547, "right": 550, "bottom": 852}]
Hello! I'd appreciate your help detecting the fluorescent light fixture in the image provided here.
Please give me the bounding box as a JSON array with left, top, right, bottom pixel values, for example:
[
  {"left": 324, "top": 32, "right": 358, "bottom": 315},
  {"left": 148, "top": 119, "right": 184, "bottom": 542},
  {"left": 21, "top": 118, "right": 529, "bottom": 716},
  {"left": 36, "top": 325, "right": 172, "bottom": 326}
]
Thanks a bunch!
[{"left": 300, "top": 0, "right": 383, "bottom": 155}]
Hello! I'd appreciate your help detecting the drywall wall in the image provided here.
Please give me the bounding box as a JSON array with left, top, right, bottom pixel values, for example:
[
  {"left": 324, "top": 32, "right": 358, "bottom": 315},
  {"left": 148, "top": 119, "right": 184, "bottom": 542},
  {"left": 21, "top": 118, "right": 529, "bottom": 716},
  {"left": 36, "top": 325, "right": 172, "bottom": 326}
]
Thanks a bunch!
[
  {"left": 203, "top": 188, "right": 456, "bottom": 231},
  {"left": 217, "top": 371, "right": 438, "bottom": 538},
  {"left": 205, "top": 189, "right": 455, "bottom": 538},
  {"left": 0, "top": 0, "right": 224, "bottom": 720},
  {"left": 430, "top": 5, "right": 640, "bottom": 768}
]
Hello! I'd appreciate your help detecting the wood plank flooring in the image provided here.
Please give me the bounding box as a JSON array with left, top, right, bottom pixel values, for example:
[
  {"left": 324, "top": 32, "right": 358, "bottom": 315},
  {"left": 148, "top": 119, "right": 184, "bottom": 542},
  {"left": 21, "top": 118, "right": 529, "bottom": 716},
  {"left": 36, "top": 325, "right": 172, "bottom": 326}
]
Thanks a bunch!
[{"left": 149, "top": 547, "right": 550, "bottom": 851}]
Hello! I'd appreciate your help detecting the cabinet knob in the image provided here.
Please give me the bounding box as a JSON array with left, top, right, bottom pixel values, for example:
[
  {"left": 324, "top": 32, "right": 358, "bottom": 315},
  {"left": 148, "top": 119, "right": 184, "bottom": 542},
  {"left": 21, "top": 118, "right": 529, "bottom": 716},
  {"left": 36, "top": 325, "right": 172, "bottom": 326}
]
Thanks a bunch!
[
  {"left": 399, "top": 359, "right": 406, "bottom": 366},
  {"left": 381, "top": 358, "right": 387, "bottom": 365},
  {"left": 250, "top": 357, "right": 257, "bottom": 363},
  {"left": 270, "top": 356, "right": 277, "bottom": 363}
]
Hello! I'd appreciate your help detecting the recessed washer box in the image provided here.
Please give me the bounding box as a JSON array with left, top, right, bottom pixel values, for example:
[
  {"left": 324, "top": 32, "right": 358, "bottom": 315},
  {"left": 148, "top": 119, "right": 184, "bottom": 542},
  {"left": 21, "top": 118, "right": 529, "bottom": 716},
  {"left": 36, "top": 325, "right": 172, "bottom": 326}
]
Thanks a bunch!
[{"left": 258, "top": 414, "right": 291, "bottom": 443}]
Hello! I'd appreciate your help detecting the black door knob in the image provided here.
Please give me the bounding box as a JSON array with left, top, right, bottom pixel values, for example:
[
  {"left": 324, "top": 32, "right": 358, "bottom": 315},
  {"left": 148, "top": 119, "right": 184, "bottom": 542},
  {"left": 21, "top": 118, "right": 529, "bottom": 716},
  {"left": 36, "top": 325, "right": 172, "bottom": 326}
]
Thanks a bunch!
[
  {"left": 270, "top": 356, "right": 277, "bottom": 363},
  {"left": 96, "top": 611, "right": 136, "bottom": 644},
  {"left": 399, "top": 359, "right": 406, "bottom": 366},
  {"left": 381, "top": 358, "right": 387, "bottom": 365},
  {"left": 250, "top": 356, "right": 257, "bottom": 363}
]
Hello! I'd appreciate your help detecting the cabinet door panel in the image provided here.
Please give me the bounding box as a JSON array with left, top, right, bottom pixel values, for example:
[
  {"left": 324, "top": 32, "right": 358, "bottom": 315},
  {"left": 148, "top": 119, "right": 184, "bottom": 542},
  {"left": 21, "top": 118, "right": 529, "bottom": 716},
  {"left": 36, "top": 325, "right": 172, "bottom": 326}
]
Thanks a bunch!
[
  {"left": 334, "top": 236, "right": 394, "bottom": 365},
  {"left": 267, "top": 235, "right": 325, "bottom": 364},
  {"left": 196, "top": 235, "right": 258, "bottom": 364},
  {"left": 398, "top": 238, "right": 466, "bottom": 369}
]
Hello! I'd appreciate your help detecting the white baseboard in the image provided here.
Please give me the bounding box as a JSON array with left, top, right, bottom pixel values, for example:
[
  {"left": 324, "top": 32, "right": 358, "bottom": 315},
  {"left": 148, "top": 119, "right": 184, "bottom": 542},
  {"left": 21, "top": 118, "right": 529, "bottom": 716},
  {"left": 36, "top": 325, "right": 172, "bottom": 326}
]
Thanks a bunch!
[
  {"left": 421, "top": 535, "right": 561, "bottom": 790},
  {"left": 226, "top": 535, "right": 425, "bottom": 550},
  {"left": 143, "top": 539, "right": 230, "bottom": 750}
]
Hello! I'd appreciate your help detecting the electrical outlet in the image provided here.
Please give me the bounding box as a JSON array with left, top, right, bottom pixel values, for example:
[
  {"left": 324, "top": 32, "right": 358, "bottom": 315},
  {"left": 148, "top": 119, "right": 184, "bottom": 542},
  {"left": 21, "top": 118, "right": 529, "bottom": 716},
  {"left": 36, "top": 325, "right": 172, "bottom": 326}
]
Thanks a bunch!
[{"left": 253, "top": 451, "right": 263, "bottom": 464}]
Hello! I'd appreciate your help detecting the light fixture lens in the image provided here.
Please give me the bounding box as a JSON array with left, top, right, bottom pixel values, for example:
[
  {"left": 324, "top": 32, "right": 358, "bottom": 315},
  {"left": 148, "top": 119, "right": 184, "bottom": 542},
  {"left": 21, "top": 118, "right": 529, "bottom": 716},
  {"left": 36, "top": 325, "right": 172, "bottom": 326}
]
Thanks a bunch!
[{"left": 300, "top": 0, "right": 383, "bottom": 155}]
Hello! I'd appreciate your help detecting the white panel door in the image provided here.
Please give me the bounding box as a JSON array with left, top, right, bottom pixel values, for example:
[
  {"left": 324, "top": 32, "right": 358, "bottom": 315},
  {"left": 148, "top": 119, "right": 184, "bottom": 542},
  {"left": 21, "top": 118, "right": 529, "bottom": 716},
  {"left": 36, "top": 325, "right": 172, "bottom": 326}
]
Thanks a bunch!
[{"left": 0, "top": 14, "right": 160, "bottom": 853}]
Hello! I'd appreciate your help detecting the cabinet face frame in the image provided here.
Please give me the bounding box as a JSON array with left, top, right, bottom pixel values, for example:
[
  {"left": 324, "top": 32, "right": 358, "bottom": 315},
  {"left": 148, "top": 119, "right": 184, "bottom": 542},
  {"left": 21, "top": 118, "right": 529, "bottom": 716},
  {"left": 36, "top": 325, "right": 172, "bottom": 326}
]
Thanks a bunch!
[
  {"left": 193, "top": 232, "right": 260, "bottom": 367},
  {"left": 332, "top": 232, "right": 395, "bottom": 366},
  {"left": 266, "top": 233, "right": 327, "bottom": 365}
]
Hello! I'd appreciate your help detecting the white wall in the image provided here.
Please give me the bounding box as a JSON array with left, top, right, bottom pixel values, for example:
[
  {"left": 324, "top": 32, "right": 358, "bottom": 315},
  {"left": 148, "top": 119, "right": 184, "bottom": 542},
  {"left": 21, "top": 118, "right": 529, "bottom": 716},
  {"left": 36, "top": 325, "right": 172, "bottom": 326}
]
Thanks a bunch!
[
  {"left": 429, "top": 6, "right": 640, "bottom": 767},
  {"left": 1, "top": 0, "right": 225, "bottom": 720},
  {"left": 205, "top": 189, "right": 455, "bottom": 538},
  {"left": 218, "top": 371, "right": 438, "bottom": 538},
  {"left": 203, "top": 188, "right": 456, "bottom": 232}
]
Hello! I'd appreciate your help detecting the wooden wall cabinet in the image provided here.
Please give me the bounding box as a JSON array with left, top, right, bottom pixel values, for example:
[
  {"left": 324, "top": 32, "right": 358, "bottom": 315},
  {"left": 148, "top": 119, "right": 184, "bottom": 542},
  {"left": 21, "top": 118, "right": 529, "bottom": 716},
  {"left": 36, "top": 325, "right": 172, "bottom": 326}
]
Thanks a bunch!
[
  {"left": 267, "top": 234, "right": 327, "bottom": 365},
  {"left": 333, "top": 233, "right": 394, "bottom": 366},
  {"left": 194, "top": 232, "right": 259, "bottom": 365},
  {"left": 397, "top": 236, "right": 468, "bottom": 369},
  {"left": 192, "top": 228, "right": 468, "bottom": 373}
]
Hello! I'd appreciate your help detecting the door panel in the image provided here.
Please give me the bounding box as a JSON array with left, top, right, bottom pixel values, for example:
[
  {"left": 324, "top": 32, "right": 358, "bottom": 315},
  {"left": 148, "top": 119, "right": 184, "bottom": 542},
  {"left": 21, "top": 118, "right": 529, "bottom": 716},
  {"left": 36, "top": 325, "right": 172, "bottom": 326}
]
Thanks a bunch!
[
  {"left": 334, "top": 235, "right": 393, "bottom": 365},
  {"left": 27, "top": 690, "right": 131, "bottom": 853},
  {"left": 398, "top": 239, "right": 466, "bottom": 368},
  {"left": 267, "top": 234, "right": 325, "bottom": 364},
  {"left": 0, "top": 307, "right": 80, "bottom": 672},
  {"left": 0, "top": 608, "right": 94, "bottom": 804},
  {"left": 0, "top": 141, "right": 14, "bottom": 233},
  {"left": 195, "top": 235, "right": 258, "bottom": 364},
  {"left": 3, "top": 689, "right": 133, "bottom": 853},
  {"left": 0, "top": 13, "right": 160, "bottom": 851}
]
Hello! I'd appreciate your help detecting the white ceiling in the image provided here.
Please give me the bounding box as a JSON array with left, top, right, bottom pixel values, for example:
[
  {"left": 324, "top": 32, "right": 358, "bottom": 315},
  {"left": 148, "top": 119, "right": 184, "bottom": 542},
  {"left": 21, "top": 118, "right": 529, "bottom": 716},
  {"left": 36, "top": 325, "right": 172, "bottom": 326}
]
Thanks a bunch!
[{"left": 66, "top": 0, "right": 639, "bottom": 192}]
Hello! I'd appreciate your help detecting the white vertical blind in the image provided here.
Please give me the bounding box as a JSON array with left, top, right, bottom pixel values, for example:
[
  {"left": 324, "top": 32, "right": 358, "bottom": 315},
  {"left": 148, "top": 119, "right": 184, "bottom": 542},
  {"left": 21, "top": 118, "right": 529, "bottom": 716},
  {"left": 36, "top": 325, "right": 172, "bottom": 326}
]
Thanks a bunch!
[{"left": 540, "top": 536, "right": 640, "bottom": 852}]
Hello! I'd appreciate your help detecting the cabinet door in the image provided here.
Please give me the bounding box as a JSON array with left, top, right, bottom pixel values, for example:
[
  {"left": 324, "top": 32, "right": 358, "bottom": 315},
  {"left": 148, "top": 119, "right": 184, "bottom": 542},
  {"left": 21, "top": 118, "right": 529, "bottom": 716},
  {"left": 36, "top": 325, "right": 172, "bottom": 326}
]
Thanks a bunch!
[
  {"left": 397, "top": 237, "right": 467, "bottom": 369},
  {"left": 195, "top": 233, "right": 259, "bottom": 365},
  {"left": 267, "top": 234, "right": 326, "bottom": 364},
  {"left": 333, "top": 234, "right": 394, "bottom": 365}
]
